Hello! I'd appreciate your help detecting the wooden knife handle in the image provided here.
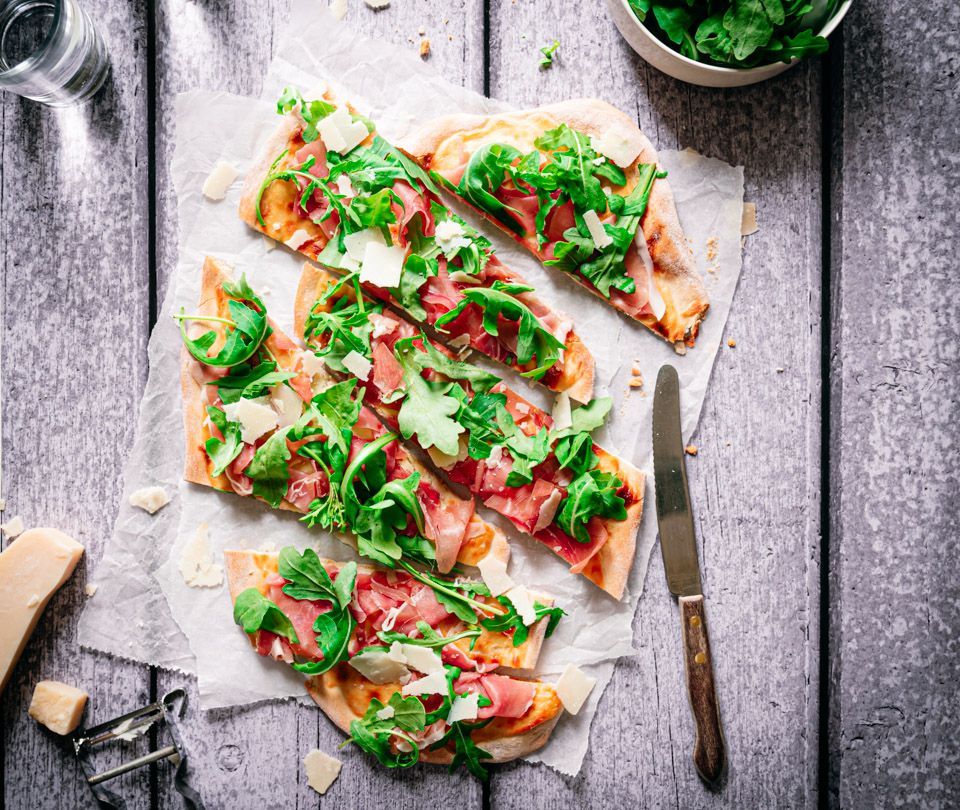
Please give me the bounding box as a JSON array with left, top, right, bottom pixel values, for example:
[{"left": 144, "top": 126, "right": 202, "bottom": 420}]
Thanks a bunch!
[{"left": 679, "top": 594, "right": 727, "bottom": 785}]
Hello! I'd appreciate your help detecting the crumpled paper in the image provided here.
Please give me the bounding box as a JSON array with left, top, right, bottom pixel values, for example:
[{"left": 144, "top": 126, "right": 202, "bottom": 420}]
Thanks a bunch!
[{"left": 79, "top": 0, "right": 744, "bottom": 777}]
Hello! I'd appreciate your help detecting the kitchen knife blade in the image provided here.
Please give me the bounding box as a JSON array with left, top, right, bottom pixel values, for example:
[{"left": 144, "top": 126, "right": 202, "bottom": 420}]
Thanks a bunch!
[{"left": 652, "top": 364, "right": 727, "bottom": 786}]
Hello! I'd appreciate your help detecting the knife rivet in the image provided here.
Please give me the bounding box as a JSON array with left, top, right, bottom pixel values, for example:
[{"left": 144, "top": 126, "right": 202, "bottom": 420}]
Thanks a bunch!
[
  {"left": 689, "top": 615, "right": 701, "bottom": 627},
  {"left": 694, "top": 652, "right": 706, "bottom": 665}
]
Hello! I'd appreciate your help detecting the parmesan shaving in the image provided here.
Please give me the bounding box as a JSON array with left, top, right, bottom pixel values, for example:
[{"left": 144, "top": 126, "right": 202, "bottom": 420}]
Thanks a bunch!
[
  {"left": 128, "top": 486, "right": 170, "bottom": 515},
  {"left": 342, "top": 350, "right": 372, "bottom": 381},
  {"left": 477, "top": 552, "right": 514, "bottom": 598},
  {"left": 178, "top": 523, "right": 223, "bottom": 588},
  {"left": 583, "top": 209, "right": 612, "bottom": 249},
  {"left": 551, "top": 392, "right": 573, "bottom": 431},
  {"left": 303, "top": 750, "right": 342, "bottom": 796},
  {"left": 556, "top": 663, "right": 597, "bottom": 715},
  {"left": 201, "top": 161, "right": 239, "bottom": 200},
  {"left": 446, "top": 692, "right": 480, "bottom": 724}
]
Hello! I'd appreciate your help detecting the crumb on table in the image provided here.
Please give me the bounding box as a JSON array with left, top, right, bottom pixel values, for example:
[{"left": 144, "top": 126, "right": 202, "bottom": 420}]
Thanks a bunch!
[
  {"left": 685, "top": 445, "right": 698, "bottom": 456},
  {"left": 419, "top": 38, "right": 431, "bottom": 58},
  {"left": 727, "top": 338, "right": 737, "bottom": 348}
]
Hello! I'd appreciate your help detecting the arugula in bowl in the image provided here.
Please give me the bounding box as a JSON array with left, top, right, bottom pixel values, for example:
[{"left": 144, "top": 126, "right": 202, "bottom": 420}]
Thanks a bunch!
[{"left": 627, "top": 0, "right": 838, "bottom": 68}]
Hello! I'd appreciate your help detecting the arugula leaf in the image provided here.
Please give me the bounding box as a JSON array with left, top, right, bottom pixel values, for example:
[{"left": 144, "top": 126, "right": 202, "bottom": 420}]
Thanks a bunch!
[
  {"left": 233, "top": 588, "right": 299, "bottom": 644},
  {"left": 303, "top": 294, "right": 375, "bottom": 372},
  {"left": 653, "top": 5, "right": 699, "bottom": 59},
  {"left": 457, "top": 391, "right": 509, "bottom": 460},
  {"left": 493, "top": 406, "right": 552, "bottom": 487},
  {"left": 377, "top": 621, "right": 481, "bottom": 649},
  {"left": 398, "top": 561, "right": 498, "bottom": 624},
  {"left": 480, "top": 596, "right": 565, "bottom": 646},
  {"left": 394, "top": 335, "right": 499, "bottom": 394},
  {"left": 457, "top": 143, "right": 526, "bottom": 235},
  {"left": 777, "top": 28, "right": 829, "bottom": 60},
  {"left": 539, "top": 40, "right": 560, "bottom": 68},
  {"left": 430, "top": 203, "right": 492, "bottom": 276},
  {"left": 276, "top": 86, "right": 336, "bottom": 142},
  {"left": 432, "top": 719, "right": 494, "bottom": 780},
  {"left": 278, "top": 547, "right": 354, "bottom": 607},
  {"left": 553, "top": 432, "right": 598, "bottom": 477},
  {"left": 392, "top": 253, "right": 437, "bottom": 321},
  {"left": 214, "top": 361, "right": 295, "bottom": 405},
  {"left": 393, "top": 342, "right": 465, "bottom": 456},
  {"left": 345, "top": 692, "right": 427, "bottom": 769},
  {"left": 244, "top": 426, "right": 292, "bottom": 508},
  {"left": 204, "top": 406, "right": 243, "bottom": 477},
  {"left": 343, "top": 187, "right": 398, "bottom": 235},
  {"left": 534, "top": 125, "right": 608, "bottom": 213},
  {"left": 555, "top": 469, "right": 628, "bottom": 543}
]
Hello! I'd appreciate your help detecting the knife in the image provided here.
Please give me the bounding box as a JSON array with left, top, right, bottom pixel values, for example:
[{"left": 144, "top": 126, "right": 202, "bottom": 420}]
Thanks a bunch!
[{"left": 652, "top": 364, "right": 727, "bottom": 786}]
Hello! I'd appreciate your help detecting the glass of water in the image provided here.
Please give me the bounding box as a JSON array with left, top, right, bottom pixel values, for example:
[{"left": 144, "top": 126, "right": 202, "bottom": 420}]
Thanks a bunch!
[{"left": 0, "top": 0, "right": 109, "bottom": 105}]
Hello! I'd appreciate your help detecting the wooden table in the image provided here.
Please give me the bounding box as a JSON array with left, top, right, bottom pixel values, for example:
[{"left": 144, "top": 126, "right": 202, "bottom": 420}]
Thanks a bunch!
[{"left": 2, "top": 1, "right": 957, "bottom": 806}]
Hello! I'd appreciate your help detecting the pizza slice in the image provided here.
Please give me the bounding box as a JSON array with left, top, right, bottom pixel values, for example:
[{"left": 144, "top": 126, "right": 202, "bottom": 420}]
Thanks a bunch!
[
  {"left": 400, "top": 100, "right": 709, "bottom": 346},
  {"left": 239, "top": 86, "right": 595, "bottom": 401},
  {"left": 225, "top": 546, "right": 564, "bottom": 776},
  {"left": 295, "top": 263, "right": 645, "bottom": 600},
  {"left": 180, "top": 256, "right": 509, "bottom": 574}
]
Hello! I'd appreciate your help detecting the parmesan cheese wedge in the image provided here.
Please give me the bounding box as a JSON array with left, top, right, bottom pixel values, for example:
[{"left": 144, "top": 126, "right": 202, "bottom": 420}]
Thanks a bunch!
[
  {"left": 349, "top": 649, "right": 411, "bottom": 684},
  {"left": 556, "top": 663, "right": 596, "bottom": 715},
  {"left": 201, "top": 161, "right": 239, "bottom": 201},
  {"left": 401, "top": 669, "right": 447, "bottom": 696},
  {"left": 128, "top": 486, "right": 170, "bottom": 515},
  {"left": 178, "top": 523, "right": 223, "bottom": 588},
  {"left": 28, "top": 680, "right": 88, "bottom": 735},
  {"left": 446, "top": 691, "right": 480, "bottom": 724},
  {"left": 583, "top": 209, "right": 612, "bottom": 249},
  {"left": 303, "top": 749, "right": 342, "bottom": 795},
  {"left": 0, "top": 528, "right": 84, "bottom": 694},
  {"left": 477, "top": 552, "right": 514, "bottom": 598},
  {"left": 504, "top": 585, "right": 538, "bottom": 626}
]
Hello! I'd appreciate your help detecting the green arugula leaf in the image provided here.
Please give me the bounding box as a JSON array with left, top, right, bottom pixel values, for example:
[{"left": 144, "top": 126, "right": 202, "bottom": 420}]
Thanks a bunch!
[
  {"left": 539, "top": 40, "right": 560, "bottom": 68},
  {"left": 233, "top": 588, "right": 299, "bottom": 644},
  {"left": 204, "top": 406, "right": 243, "bottom": 477},
  {"left": 480, "top": 596, "right": 565, "bottom": 646},
  {"left": 275, "top": 86, "right": 336, "bottom": 143},
  {"left": 776, "top": 28, "right": 829, "bottom": 61},
  {"left": 244, "top": 426, "right": 292, "bottom": 508},
  {"left": 377, "top": 621, "right": 481, "bottom": 649},
  {"left": 345, "top": 692, "right": 427, "bottom": 769},
  {"left": 393, "top": 342, "right": 465, "bottom": 456},
  {"left": 457, "top": 143, "right": 526, "bottom": 235},
  {"left": 343, "top": 187, "right": 398, "bottom": 235},
  {"left": 555, "top": 469, "right": 628, "bottom": 543},
  {"left": 278, "top": 546, "right": 354, "bottom": 607},
  {"left": 432, "top": 719, "right": 494, "bottom": 780},
  {"left": 723, "top": 0, "right": 775, "bottom": 60},
  {"left": 494, "top": 406, "right": 552, "bottom": 487},
  {"left": 392, "top": 253, "right": 437, "bottom": 321},
  {"left": 652, "top": 5, "right": 699, "bottom": 59},
  {"left": 214, "top": 361, "right": 295, "bottom": 405}
]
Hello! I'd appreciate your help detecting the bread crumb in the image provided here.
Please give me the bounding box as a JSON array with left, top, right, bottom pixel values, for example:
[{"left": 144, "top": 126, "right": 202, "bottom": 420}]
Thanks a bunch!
[
  {"left": 684, "top": 445, "right": 698, "bottom": 456},
  {"left": 448, "top": 34, "right": 453, "bottom": 40},
  {"left": 628, "top": 377, "right": 645, "bottom": 389},
  {"left": 706, "top": 236, "right": 719, "bottom": 262},
  {"left": 631, "top": 362, "right": 643, "bottom": 375},
  {"left": 727, "top": 338, "right": 737, "bottom": 348},
  {"left": 674, "top": 343, "right": 687, "bottom": 356},
  {"left": 364, "top": 0, "right": 390, "bottom": 8},
  {"left": 419, "top": 38, "right": 431, "bottom": 58},
  {"left": 776, "top": 367, "right": 785, "bottom": 373}
]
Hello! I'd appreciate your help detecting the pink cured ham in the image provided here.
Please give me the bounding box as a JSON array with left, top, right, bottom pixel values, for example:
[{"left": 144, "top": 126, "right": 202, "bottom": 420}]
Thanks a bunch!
[
  {"left": 391, "top": 180, "right": 435, "bottom": 245},
  {"left": 418, "top": 479, "right": 474, "bottom": 573},
  {"left": 265, "top": 573, "right": 333, "bottom": 660},
  {"left": 225, "top": 444, "right": 255, "bottom": 496},
  {"left": 372, "top": 341, "right": 404, "bottom": 393},
  {"left": 285, "top": 462, "right": 329, "bottom": 512},
  {"left": 608, "top": 246, "right": 654, "bottom": 319},
  {"left": 454, "top": 672, "right": 536, "bottom": 719}
]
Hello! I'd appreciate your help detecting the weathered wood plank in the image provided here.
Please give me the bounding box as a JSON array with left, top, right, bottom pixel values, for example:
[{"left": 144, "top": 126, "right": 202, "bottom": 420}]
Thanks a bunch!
[
  {"left": 0, "top": 1, "right": 152, "bottom": 807},
  {"left": 829, "top": 2, "right": 960, "bottom": 806},
  {"left": 152, "top": 1, "right": 486, "bottom": 806},
  {"left": 487, "top": 3, "right": 823, "bottom": 807}
]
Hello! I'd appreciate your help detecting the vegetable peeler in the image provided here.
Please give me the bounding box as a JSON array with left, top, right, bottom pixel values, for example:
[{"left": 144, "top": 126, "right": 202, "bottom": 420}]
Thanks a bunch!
[{"left": 71, "top": 688, "right": 205, "bottom": 809}]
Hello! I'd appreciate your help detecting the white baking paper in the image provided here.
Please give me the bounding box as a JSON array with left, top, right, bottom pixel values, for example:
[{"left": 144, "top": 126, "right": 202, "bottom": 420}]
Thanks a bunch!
[{"left": 79, "top": 1, "right": 744, "bottom": 777}]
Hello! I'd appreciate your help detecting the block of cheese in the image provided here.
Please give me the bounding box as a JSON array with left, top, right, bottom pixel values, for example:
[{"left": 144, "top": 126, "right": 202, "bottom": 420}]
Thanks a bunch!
[
  {"left": 28, "top": 680, "right": 89, "bottom": 735},
  {"left": 0, "top": 528, "right": 84, "bottom": 694},
  {"left": 303, "top": 749, "right": 342, "bottom": 795}
]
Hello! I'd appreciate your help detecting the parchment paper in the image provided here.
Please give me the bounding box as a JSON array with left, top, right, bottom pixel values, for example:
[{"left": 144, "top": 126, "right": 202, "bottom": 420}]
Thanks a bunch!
[{"left": 79, "top": 0, "right": 744, "bottom": 777}]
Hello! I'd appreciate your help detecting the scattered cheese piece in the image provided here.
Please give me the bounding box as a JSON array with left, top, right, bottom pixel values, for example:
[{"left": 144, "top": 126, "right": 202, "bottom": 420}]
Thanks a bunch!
[
  {"left": 504, "top": 585, "right": 538, "bottom": 626},
  {"left": 0, "top": 529, "right": 84, "bottom": 693},
  {"left": 487, "top": 444, "right": 503, "bottom": 466},
  {"left": 365, "top": 0, "right": 390, "bottom": 8},
  {"left": 401, "top": 669, "right": 447, "bottom": 696},
  {"left": 741, "top": 202, "right": 758, "bottom": 236},
  {"left": 25, "top": 594, "right": 40, "bottom": 607},
  {"left": 582, "top": 209, "right": 612, "bottom": 249},
  {"left": 426, "top": 439, "right": 468, "bottom": 471},
  {"left": 317, "top": 106, "right": 368, "bottom": 155},
  {"left": 270, "top": 384, "right": 304, "bottom": 429},
  {"left": 387, "top": 640, "right": 407, "bottom": 663},
  {"left": 477, "top": 552, "right": 514, "bottom": 598},
  {"left": 0, "top": 515, "right": 25, "bottom": 539},
  {"left": 556, "top": 663, "right": 596, "bottom": 715},
  {"left": 285, "top": 228, "right": 313, "bottom": 250},
  {"left": 594, "top": 127, "right": 642, "bottom": 168},
  {"left": 447, "top": 270, "right": 482, "bottom": 285},
  {"left": 343, "top": 227, "right": 386, "bottom": 261},
  {"left": 551, "top": 392, "right": 572, "bottom": 432},
  {"left": 446, "top": 692, "right": 480, "bottom": 724},
  {"left": 262, "top": 235, "right": 275, "bottom": 251},
  {"left": 299, "top": 350, "right": 326, "bottom": 378},
  {"left": 28, "top": 680, "right": 89, "bottom": 735},
  {"left": 359, "top": 241, "right": 406, "bottom": 288},
  {"left": 84, "top": 583, "right": 98, "bottom": 597},
  {"left": 370, "top": 313, "right": 399, "bottom": 340},
  {"left": 178, "top": 523, "right": 223, "bottom": 588},
  {"left": 128, "top": 486, "right": 170, "bottom": 515},
  {"left": 635, "top": 230, "right": 666, "bottom": 321},
  {"left": 375, "top": 704, "right": 395, "bottom": 721},
  {"left": 303, "top": 750, "right": 342, "bottom": 796},
  {"left": 434, "top": 219, "right": 470, "bottom": 254},
  {"left": 201, "top": 161, "right": 239, "bottom": 201},
  {"left": 223, "top": 397, "right": 279, "bottom": 444},
  {"left": 329, "top": 0, "right": 347, "bottom": 21},
  {"left": 685, "top": 445, "right": 698, "bottom": 456},
  {"left": 532, "top": 488, "right": 564, "bottom": 533},
  {"left": 400, "top": 644, "right": 444, "bottom": 674},
  {"left": 342, "top": 350, "right": 373, "bottom": 381},
  {"left": 350, "top": 649, "right": 411, "bottom": 684},
  {"left": 336, "top": 175, "right": 355, "bottom": 197}
]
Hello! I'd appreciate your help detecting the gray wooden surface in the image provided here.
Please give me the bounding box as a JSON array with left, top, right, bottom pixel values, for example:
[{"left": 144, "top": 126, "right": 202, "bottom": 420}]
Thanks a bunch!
[{"left": 1, "top": 0, "right": 957, "bottom": 808}]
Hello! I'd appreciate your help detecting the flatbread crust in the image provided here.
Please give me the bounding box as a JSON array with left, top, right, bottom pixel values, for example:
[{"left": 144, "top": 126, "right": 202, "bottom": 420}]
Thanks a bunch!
[
  {"left": 223, "top": 549, "right": 550, "bottom": 672},
  {"left": 296, "top": 261, "right": 644, "bottom": 600},
  {"left": 305, "top": 665, "right": 563, "bottom": 765},
  {"left": 181, "top": 257, "right": 510, "bottom": 567},
  {"left": 400, "top": 99, "right": 710, "bottom": 346}
]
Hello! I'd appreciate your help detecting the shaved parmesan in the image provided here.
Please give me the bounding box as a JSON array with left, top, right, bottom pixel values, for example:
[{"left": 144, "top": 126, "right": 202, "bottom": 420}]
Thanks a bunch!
[
  {"left": 223, "top": 397, "right": 278, "bottom": 444},
  {"left": 359, "top": 241, "right": 406, "bottom": 288},
  {"left": 448, "top": 333, "right": 471, "bottom": 349},
  {"left": 635, "top": 230, "right": 666, "bottom": 321},
  {"left": 262, "top": 235, "right": 275, "bottom": 251},
  {"left": 594, "top": 128, "right": 641, "bottom": 168},
  {"left": 426, "top": 438, "right": 468, "bottom": 470},
  {"left": 285, "top": 228, "right": 313, "bottom": 250},
  {"left": 303, "top": 750, "right": 342, "bottom": 796},
  {"left": 349, "top": 649, "right": 411, "bottom": 684},
  {"left": 299, "top": 350, "right": 326, "bottom": 378},
  {"left": 401, "top": 669, "right": 448, "bottom": 696},
  {"left": 343, "top": 227, "right": 385, "bottom": 261},
  {"left": 446, "top": 692, "right": 480, "bottom": 724},
  {"left": 370, "top": 314, "right": 399, "bottom": 339},
  {"left": 551, "top": 392, "right": 572, "bottom": 431},
  {"left": 317, "top": 105, "right": 368, "bottom": 155},
  {"left": 434, "top": 219, "right": 470, "bottom": 253},
  {"left": 201, "top": 161, "right": 239, "bottom": 200},
  {"left": 336, "top": 175, "right": 355, "bottom": 197},
  {"left": 178, "top": 522, "right": 223, "bottom": 588},
  {"left": 487, "top": 444, "right": 503, "bottom": 466},
  {"left": 400, "top": 644, "right": 444, "bottom": 674},
  {"left": 583, "top": 209, "right": 612, "bottom": 249},
  {"left": 381, "top": 605, "right": 402, "bottom": 632},
  {"left": 447, "top": 270, "right": 482, "bottom": 285},
  {"left": 270, "top": 384, "right": 303, "bottom": 429},
  {"left": 556, "top": 663, "right": 597, "bottom": 715},
  {"left": 329, "top": 0, "right": 347, "bottom": 21},
  {"left": 0, "top": 515, "right": 25, "bottom": 539},
  {"left": 533, "top": 487, "right": 564, "bottom": 533},
  {"left": 364, "top": 0, "right": 390, "bottom": 7},
  {"left": 387, "top": 640, "right": 407, "bottom": 663},
  {"left": 342, "top": 350, "right": 372, "bottom": 381},
  {"left": 375, "top": 704, "right": 395, "bottom": 721},
  {"left": 477, "top": 553, "right": 514, "bottom": 598},
  {"left": 504, "top": 585, "right": 538, "bottom": 626},
  {"left": 128, "top": 486, "right": 170, "bottom": 515}
]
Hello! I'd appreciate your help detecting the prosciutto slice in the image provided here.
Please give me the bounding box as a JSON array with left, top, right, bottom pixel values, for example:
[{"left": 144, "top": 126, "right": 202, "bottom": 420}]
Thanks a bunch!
[{"left": 454, "top": 672, "right": 536, "bottom": 719}]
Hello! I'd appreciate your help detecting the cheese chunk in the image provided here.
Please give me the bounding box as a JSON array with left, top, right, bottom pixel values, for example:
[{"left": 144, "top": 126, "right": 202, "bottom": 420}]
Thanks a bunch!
[
  {"left": 634, "top": 230, "right": 666, "bottom": 321},
  {"left": 128, "top": 486, "right": 170, "bottom": 515},
  {"left": 0, "top": 528, "right": 84, "bottom": 694},
  {"left": 303, "top": 749, "right": 342, "bottom": 795},
  {"left": 270, "top": 384, "right": 303, "bottom": 429},
  {"left": 223, "top": 397, "right": 278, "bottom": 444},
  {"left": 317, "top": 106, "right": 368, "bottom": 155},
  {"left": 504, "top": 585, "right": 538, "bottom": 626},
  {"left": 343, "top": 227, "right": 385, "bottom": 261},
  {"left": 342, "top": 350, "right": 373, "bottom": 381},
  {"left": 551, "top": 391, "right": 572, "bottom": 432},
  {"left": 434, "top": 219, "right": 470, "bottom": 254},
  {"left": 594, "top": 127, "right": 642, "bottom": 168},
  {"left": 477, "top": 553, "right": 514, "bottom": 598},
  {"left": 29, "top": 680, "right": 88, "bottom": 734},
  {"left": 583, "top": 209, "right": 612, "bottom": 249},
  {"left": 0, "top": 515, "right": 25, "bottom": 538},
  {"left": 400, "top": 644, "right": 444, "bottom": 674},
  {"left": 28, "top": 680, "right": 89, "bottom": 735},
  {"left": 556, "top": 663, "right": 597, "bottom": 715},
  {"left": 178, "top": 523, "right": 223, "bottom": 588},
  {"left": 298, "top": 350, "right": 326, "bottom": 378},
  {"left": 201, "top": 161, "right": 239, "bottom": 201},
  {"left": 375, "top": 704, "right": 395, "bottom": 721},
  {"left": 401, "top": 669, "right": 447, "bottom": 696},
  {"left": 349, "top": 649, "right": 411, "bottom": 684},
  {"left": 359, "top": 241, "right": 406, "bottom": 289},
  {"left": 285, "top": 228, "right": 313, "bottom": 250},
  {"left": 446, "top": 691, "right": 480, "bottom": 724}
]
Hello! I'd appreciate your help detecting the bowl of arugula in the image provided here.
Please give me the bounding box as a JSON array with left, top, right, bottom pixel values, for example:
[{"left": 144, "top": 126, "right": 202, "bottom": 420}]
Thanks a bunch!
[{"left": 608, "top": 0, "right": 852, "bottom": 87}]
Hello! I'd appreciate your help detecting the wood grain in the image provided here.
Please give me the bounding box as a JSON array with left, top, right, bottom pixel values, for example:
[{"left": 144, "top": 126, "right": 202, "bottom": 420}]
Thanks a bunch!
[
  {"left": 487, "top": 2, "right": 824, "bottom": 807},
  {"left": 0, "top": 0, "right": 152, "bottom": 807},
  {"left": 828, "top": 2, "right": 960, "bottom": 806}
]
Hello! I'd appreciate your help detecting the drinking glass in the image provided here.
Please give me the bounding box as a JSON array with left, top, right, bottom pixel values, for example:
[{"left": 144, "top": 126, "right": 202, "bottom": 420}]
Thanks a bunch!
[{"left": 0, "top": 0, "right": 109, "bottom": 106}]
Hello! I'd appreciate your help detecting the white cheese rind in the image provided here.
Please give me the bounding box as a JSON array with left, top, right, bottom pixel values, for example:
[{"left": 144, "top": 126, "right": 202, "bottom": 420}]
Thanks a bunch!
[
  {"left": 504, "top": 585, "right": 538, "bottom": 626},
  {"left": 303, "top": 749, "right": 342, "bottom": 796},
  {"left": 594, "top": 128, "right": 642, "bottom": 168},
  {"left": 28, "top": 680, "right": 89, "bottom": 735},
  {"left": 178, "top": 522, "right": 224, "bottom": 588},
  {"left": 556, "top": 663, "right": 597, "bottom": 715},
  {"left": 128, "top": 486, "right": 170, "bottom": 515},
  {"left": 223, "top": 397, "right": 279, "bottom": 444},
  {"left": 583, "top": 209, "right": 613, "bottom": 249},
  {"left": 342, "top": 350, "right": 373, "bottom": 381},
  {"left": 401, "top": 669, "right": 448, "bottom": 696},
  {"left": 201, "top": 161, "right": 239, "bottom": 201},
  {"left": 349, "top": 649, "right": 411, "bottom": 684},
  {"left": 359, "top": 241, "right": 406, "bottom": 288},
  {"left": 477, "top": 553, "right": 514, "bottom": 598},
  {"left": 446, "top": 692, "right": 480, "bottom": 724},
  {"left": 400, "top": 644, "right": 444, "bottom": 674}
]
